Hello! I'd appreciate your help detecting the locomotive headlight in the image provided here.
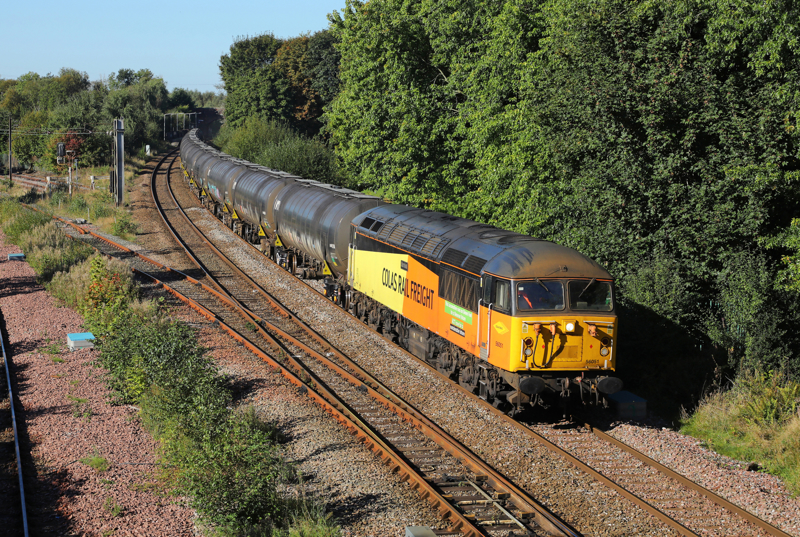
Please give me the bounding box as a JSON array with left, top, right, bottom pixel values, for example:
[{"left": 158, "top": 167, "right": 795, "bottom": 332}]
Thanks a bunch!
[
  {"left": 600, "top": 347, "right": 610, "bottom": 357},
  {"left": 565, "top": 322, "right": 576, "bottom": 333},
  {"left": 524, "top": 347, "right": 534, "bottom": 357}
]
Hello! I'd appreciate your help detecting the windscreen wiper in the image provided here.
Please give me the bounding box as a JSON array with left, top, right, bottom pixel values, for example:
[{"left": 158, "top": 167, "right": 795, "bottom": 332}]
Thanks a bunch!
[
  {"left": 534, "top": 277, "right": 555, "bottom": 296},
  {"left": 578, "top": 278, "right": 596, "bottom": 298}
]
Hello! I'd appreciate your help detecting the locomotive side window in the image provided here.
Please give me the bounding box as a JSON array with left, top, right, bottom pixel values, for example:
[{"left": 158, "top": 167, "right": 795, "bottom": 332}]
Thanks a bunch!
[
  {"left": 439, "top": 268, "right": 480, "bottom": 313},
  {"left": 568, "top": 280, "right": 613, "bottom": 311},
  {"left": 482, "top": 275, "right": 493, "bottom": 304},
  {"left": 517, "top": 281, "right": 565, "bottom": 311},
  {"left": 494, "top": 279, "right": 511, "bottom": 313}
]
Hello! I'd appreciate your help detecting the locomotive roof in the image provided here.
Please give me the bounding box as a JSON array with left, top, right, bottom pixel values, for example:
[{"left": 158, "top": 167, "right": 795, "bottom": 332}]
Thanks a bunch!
[{"left": 354, "top": 205, "right": 611, "bottom": 280}]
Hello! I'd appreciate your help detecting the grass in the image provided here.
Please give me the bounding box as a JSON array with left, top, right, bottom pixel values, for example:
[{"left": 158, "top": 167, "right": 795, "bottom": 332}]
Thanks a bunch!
[
  {"left": 681, "top": 370, "right": 800, "bottom": 495},
  {"left": 40, "top": 337, "right": 65, "bottom": 363},
  {"left": 103, "top": 497, "right": 124, "bottom": 517},
  {"left": 80, "top": 450, "right": 110, "bottom": 473}
]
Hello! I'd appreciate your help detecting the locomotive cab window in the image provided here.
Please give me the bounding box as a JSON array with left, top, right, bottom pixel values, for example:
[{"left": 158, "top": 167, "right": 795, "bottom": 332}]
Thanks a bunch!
[
  {"left": 568, "top": 280, "right": 613, "bottom": 311},
  {"left": 517, "top": 280, "right": 564, "bottom": 311},
  {"left": 480, "top": 275, "right": 511, "bottom": 314},
  {"left": 493, "top": 279, "right": 511, "bottom": 313}
]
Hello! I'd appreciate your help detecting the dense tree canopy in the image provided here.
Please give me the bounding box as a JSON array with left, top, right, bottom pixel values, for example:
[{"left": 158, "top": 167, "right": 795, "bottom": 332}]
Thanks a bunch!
[
  {"left": 220, "top": 31, "right": 340, "bottom": 134},
  {"left": 322, "top": 0, "right": 800, "bottom": 384},
  {"left": 1, "top": 67, "right": 210, "bottom": 169}
]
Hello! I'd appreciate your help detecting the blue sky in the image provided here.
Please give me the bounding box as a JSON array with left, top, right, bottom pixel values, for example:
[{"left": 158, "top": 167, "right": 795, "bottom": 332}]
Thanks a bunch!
[{"left": 5, "top": 0, "right": 345, "bottom": 93}]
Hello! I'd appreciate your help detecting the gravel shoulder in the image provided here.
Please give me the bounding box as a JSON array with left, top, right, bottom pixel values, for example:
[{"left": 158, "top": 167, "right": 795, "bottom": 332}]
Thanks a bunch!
[{"left": 0, "top": 231, "right": 196, "bottom": 537}]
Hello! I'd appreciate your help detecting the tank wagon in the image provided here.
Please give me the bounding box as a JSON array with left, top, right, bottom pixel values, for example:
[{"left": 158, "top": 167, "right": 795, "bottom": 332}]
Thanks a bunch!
[{"left": 180, "top": 130, "right": 622, "bottom": 413}]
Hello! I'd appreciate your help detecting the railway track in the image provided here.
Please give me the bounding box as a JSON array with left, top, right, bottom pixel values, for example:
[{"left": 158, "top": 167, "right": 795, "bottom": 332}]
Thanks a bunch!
[
  {"left": 151, "top": 153, "right": 577, "bottom": 536},
  {"left": 29, "top": 147, "right": 796, "bottom": 536},
  {"left": 163, "top": 149, "right": 797, "bottom": 537},
  {"left": 0, "top": 307, "right": 29, "bottom": 536},
  {"left": 42, "top": 151, "right": 578, "bottom": 536},
  {"left": 528, "top": 420, "right": 792, "bottom": 537}
]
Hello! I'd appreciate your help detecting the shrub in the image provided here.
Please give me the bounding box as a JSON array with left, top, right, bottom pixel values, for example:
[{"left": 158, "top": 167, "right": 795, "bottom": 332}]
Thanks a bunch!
[
  {"left": 49, "top": 255, "right": 96, "bottom": 308},
  {"left": 175, "top": 412, "right": 286, "bottom": 527},
  {"left": 682, "top": 370, "right": 800, "bottom": 494},
  {"left": 69, "top": 195, "right": 88, "bottom": 213},
  {"left": 18, "top": 222, "right": 95, "bottom": 282},
  {"left": 0, "top": 201, "right": 51, "bottom": 244},
  {"left": 112, "top": 211, "right": 139, "bottom": 236},
  {"left": 215, "top": 118, "right": 348, "bottom": 185}
]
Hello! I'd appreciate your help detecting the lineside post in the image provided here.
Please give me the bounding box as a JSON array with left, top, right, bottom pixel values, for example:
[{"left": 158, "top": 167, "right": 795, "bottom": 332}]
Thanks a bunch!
[
  {"left": 114, "top": 119, "right": 125, "bottom": 206},
  {"left": 7, "top": 116, "right": 11, "bottom": 185}
]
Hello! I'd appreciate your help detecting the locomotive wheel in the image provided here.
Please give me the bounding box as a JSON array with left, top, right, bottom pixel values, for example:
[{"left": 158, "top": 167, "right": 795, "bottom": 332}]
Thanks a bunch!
[
  {"left": 367, "top": 307, "right": 381, "bottom": 331},
  {"left": 436, "top": 348, "right": 458, "bottom": 380},
  {"left": 459, "top": 363, "right": 479, "bottom": 393}
]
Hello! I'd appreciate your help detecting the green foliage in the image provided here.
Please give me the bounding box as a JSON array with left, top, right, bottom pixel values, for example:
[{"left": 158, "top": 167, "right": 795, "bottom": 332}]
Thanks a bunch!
[
  {"left": 324, "top": 0, "right": 800, "bottom": 395},
  {"left": 183, "top": 89, "right": 226, "bottom": 109},
  {"left": 80, "top": 450, "right": 110, "bottom": 473},
  {"left": 104, "top": 76, "right": 169, "bottom": 153},
  {"left": 304, "top": 30, "right": 341, "bottom": 106},
  {"left": 82, "top": 255, "right": 137, "bottom": 334},
  {"left": 111, "top": 211, "right": 138, "bottom": 236},
  {"left": 682, "top": 371, "right": 800, "bottom": 493},
  {"left": 220, "top": 31, "right": 339, "bottom": 136},
  {"left": 103, "top": 497, "right": 124, "bottom": 517},
  {"left": 0, "top": 200, "right": 53, "bottom": 243},
  {"left": 0, "top": 68, "right": 89, "bottom": 120},
  {"left": 19, "top": 222, "right": 94, "bottom": 283},
  {"left": 173, "top": 411, "right": 286, "bottom": 527},
  {"left": 12, "top": 110, "right": 49, "bottom": 168},
  {"left": 169, "top": 88, "right": 195, "bottom": 109},
  {"left": 215, "top": 118, "right": 345, "bottom": 184},
  {"left": 0, "top": 66, "right": 167, "bottom": 167}
]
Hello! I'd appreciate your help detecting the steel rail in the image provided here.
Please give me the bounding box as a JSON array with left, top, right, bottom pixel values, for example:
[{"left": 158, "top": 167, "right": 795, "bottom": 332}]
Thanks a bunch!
[
  {"left": 585, "top": 424, "right": 793, "bottom": 537},
  {"left": 150, "top": 153, "right": 488, "bottom": 536},
  {"left": 177, "top": 157, "right": 795, "bottom": 537},
  {"left": 0, "top": 308, "right": 30, "bottom": 536},
  {"left": 158, "top": 153, "right": 577, "bottom": 534},
  {"left": 28, "top": 197, "right": 484, "bottom": 537}
]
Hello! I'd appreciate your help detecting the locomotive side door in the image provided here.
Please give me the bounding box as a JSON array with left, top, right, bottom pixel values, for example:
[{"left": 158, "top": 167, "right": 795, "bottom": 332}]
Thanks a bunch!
[
  {"left": 479, "top": 275, "right": 493, "bottom": 361},
  {"left": 479, "top": 276, "right": 511, "bottom": 363}
]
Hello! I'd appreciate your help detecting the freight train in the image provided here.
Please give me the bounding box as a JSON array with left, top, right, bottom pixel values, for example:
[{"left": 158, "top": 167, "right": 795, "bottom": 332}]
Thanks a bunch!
[{"left": 180, "top": 130, "right": 622, "bottom": 414}]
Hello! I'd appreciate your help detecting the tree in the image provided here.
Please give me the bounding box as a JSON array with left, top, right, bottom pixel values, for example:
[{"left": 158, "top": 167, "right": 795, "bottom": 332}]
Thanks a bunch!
[
  {"left": 273, "top": 36, "right": 323, "bottom": 134},
  {"left": 12, "top": 110, "right": 49, "bottom": 168},
  {"left": 169, "top": 88, "right": 195, "bottom": 109},
  {"left": 305, "top": 29, "right": 341, "bottom": 106},
  {"left": 326, "top": 0, "right": 800, "bottom": 381},
  {"left": 219, "top": 33, "right": 284, "bottom": 93}
]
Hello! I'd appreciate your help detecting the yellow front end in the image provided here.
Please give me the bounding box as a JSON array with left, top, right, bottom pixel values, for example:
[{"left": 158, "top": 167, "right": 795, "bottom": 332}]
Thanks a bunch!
[{"left": 500, "top": 316, "right": 617, "bottom": 373}]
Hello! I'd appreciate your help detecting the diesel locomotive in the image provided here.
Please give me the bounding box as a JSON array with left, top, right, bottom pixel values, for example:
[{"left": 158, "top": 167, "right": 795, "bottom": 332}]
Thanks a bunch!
[{"left": 180, "top": 130, "right": 622, "bottom": 413}]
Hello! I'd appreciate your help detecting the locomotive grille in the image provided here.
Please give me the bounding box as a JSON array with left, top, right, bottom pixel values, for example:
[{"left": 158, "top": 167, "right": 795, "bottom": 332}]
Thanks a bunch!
[
  {"left": 389, "top": 224, "right": 412, "bottom": 244},
  {"left": 360, "top": 217, "right": 376, "bottom": 230},
  {"left": 377, "top": 222, "right": 398, "bottom": 241},
  {"left": 462, "top": 255, "right": 488, "bottom": 275},
  {"left": 422, "top": 237, "right": 449, "bottom": 257},
  {"left": 401, "top": 230, "right": 418, "bottom": 247},
  {"left": 441, "top": 248, "right": 468, "bottom": 267}
]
